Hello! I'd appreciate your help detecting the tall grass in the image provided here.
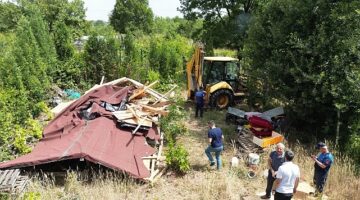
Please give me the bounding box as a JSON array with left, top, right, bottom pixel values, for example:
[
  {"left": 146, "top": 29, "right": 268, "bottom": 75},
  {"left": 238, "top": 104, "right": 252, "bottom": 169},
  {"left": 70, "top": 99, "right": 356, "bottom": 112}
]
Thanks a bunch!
[
  {"left": 23, "top": 171, "right": 140, "bottom": 200},
  {"left": 19, "top": 106, "right": 360, "bottom": 200},
  {"left": 289, "top": 142, "right": 360, "bottom": 199}
]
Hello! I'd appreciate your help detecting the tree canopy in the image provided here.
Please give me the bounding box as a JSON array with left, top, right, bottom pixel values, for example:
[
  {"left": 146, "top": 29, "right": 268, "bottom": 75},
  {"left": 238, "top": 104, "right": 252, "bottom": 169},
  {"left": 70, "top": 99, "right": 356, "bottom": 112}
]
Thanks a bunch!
[
  {"left": 110, "top": 0, "right": 153, "bottom": 34},
  {"left": 244, "top": 0, "right": 360, "bottom": 142},
  {"left": 179, "top": 0, "right": 259, "bottom": 53}
]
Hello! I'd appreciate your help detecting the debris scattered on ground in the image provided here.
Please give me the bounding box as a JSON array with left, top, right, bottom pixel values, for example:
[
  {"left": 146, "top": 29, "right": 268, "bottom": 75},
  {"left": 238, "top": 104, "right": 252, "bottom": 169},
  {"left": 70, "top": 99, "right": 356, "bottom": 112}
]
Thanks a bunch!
[{"left": 0, "top": 77, "right": 173, "bottom": 183}]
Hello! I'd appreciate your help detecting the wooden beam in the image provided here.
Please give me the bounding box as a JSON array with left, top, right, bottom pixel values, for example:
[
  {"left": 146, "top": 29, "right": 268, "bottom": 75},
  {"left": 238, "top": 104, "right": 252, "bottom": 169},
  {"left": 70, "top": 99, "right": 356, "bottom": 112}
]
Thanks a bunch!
[
  {"left": 151, "top": 167, "right": 168, "bottom": 183},
  {"left": 8, "top": 169, "right": 20, "bottom": 186},
  {"left": 0, "top": 170, "right": 9, "bottom": 184},
  {"left": 152, "top": 85, "right": 177, "bottom": 105},
  {"left": 100, "top": 76, "right": 105, "bottom": 85},
  {"left": 141, "top": 105, "right": 169, "bottom": 116},
  {"left": 129, "top": 80, "right": 159, "bottom": 101},
  {"left": 112, "top": 110, "right": 134, "bottom": 120},
  {"left": 126, "top": 79, "right": 165, "bottom": 100}
]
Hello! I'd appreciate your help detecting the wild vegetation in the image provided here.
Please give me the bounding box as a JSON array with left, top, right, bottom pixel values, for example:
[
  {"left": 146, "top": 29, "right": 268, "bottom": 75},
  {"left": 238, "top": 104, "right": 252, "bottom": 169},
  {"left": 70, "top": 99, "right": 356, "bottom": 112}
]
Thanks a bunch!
[{"left": 0, "top": 0, "right": 359, "bottom": 199}]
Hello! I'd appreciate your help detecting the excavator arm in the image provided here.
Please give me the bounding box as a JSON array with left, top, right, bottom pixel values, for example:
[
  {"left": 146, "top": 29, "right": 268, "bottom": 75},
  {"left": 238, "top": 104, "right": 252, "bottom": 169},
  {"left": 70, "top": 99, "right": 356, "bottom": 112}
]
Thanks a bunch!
[{"left": 186, "top": 46, "right": 204, "bottom": 99}]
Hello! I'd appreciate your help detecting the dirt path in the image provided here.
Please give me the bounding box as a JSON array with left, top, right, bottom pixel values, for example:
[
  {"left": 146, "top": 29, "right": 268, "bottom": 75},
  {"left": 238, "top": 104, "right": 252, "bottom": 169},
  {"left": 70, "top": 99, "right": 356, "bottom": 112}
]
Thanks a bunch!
[{"left": 127, "top": 105, "right": 268, "bottom": 200}]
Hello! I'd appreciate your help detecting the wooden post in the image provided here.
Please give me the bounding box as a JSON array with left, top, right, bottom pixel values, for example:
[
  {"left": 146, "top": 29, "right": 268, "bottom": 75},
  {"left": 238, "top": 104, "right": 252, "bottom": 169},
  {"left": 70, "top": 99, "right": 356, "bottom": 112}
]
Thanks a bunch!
[
  {"left": 100, "top": 76, "right": 105, "bottom": 85},
  {"left": 129, "top": 80, "right": 159, "bottom": 101},
  {"left": 152, "top": 85, "right": 177, "bottom": 105}
]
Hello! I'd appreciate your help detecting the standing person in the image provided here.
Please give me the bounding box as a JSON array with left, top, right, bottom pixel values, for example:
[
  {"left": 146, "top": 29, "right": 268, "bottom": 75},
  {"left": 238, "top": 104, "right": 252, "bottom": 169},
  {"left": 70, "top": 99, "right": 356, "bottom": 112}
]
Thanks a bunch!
[
  {"left": 195, "top": 86, "right": 206, "bottom": 118},
  {"left": 273, "top": 150, "right": 300, "bottom": 200},
  {"left": 261, "top": 143, "right": 286, "bottom": 199},
  {"left": 205, "top": 120, "right": 224, "bottom": 170},
  {"left": 311, "top": 142, "right": 334, "bottom": 196}
]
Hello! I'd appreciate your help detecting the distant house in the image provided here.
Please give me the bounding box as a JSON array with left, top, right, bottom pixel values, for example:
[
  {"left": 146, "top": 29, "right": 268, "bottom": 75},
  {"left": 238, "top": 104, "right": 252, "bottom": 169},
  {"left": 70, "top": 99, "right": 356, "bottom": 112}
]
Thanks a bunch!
[{"left": 73, "top": 35, "right": 105, "bottom": 51}]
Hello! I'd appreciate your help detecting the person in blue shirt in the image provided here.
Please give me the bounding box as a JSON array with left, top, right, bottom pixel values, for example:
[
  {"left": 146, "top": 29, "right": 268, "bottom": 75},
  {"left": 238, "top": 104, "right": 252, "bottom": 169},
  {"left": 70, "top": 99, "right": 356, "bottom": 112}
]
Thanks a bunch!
[
  {"left": 261, "top": 143, "right": 286, "bottom": 199},
  {"left": 205, "top": 120, "right": 224, "bottom": 170},
  {"left": 311, "top": 142, "right": 334, "bottom": 195},
  {"left": 194, "top": 86, "right": 206, "bottom": 118}
]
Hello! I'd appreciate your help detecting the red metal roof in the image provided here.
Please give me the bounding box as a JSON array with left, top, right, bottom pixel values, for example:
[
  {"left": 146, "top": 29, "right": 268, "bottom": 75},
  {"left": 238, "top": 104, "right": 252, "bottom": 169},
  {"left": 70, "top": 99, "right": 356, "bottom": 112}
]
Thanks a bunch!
[{"left": 0, "top": 84, "right": 160, "bottom": 179}]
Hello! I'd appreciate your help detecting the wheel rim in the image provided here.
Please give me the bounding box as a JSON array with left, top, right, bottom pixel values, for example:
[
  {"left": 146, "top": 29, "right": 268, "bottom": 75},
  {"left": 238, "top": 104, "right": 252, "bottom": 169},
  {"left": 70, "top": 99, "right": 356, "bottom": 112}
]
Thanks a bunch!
[{"left": 217, "top": 95, "right": 229, "bottom": 108}]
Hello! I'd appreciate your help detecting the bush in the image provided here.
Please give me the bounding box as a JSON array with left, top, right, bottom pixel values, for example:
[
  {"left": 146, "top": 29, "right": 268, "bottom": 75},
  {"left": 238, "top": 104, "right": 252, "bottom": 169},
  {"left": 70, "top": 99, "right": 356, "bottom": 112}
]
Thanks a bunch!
[
  {"left": 160, "top": 105, "right": 187, "bottom": 142},
  {"left": 160, "top": 98, "right": 190, "bottom": 175},
  {"left": 347, "top": 134, "right": 360, "bottom": 169},
  {"left": 22, "top": 191, "right": 41, "bottom": 200},
  {"left": 165, "top": 140, "right": 190, "bottom": 174},
  {"left": 214, "top": 48, "right": 237, "bottom": 57},
  {"left": 147, "top": 69, "right": 160, "bottom": 83}
]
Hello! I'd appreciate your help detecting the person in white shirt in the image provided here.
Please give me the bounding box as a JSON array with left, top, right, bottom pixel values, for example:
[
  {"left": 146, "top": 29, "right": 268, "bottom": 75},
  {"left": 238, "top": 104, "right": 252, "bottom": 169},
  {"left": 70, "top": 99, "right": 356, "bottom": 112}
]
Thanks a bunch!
[{"left": 273, "top": 150, "right": 300, "bottom": 200}]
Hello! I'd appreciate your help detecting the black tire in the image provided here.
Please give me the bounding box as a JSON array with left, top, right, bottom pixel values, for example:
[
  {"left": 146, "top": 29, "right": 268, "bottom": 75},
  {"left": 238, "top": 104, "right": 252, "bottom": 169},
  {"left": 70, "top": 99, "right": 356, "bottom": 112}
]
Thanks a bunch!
[{"left": 210, "top": 89, "right": 234, "bottom": 109}]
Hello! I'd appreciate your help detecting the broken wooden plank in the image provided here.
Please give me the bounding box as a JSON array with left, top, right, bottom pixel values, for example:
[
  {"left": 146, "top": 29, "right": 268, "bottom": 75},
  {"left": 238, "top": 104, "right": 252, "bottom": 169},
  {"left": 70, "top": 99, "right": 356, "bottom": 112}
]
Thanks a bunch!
[
  {"left": 13, "top": 176, "right": 29, "bottom": 194},
  {"left": 129, "top": 80, "right": 159, "bottom": 101},
  {"left": 84, "top": 77, "right": 128, "bottom": 94},
  {"left": 122, "top": 119, "right": 152, "bottom": 128},
  {"left": 121, "top": 118, "right": 153, "bottom": 128},
  {"left": 151, "top": 166, "right": 168, "bottom": 183},
  {"left": 113, "top": 109, "right": 155, "bottom": 120},
  {"left": 125, "top": 107, "right": 153, "bottom": 127},
  {"left": 127, "top": 79, "right": 166, "bottom": 100},
  {"left": 152, "top": 101, "right": 171, "bottom": 108},
  {"left": 132, "top": 124, "right": 142, "bottom": 134},
  {"left": 100, "top": 76, "right": 105, "bottom": 85},
  {"left": 142, "top": 156, "right": 158, "bottom": 160},
  {"left": 142, "top": 159, "right": 151, "bottom": 171},
  {"left": 8, "top": 169, "right": 20, "bottom": 186},
  {"left": 157, "top": 126, "right": 164, "bottom": 160},
  {"left": 150, "top": 156, "right": 156, "bottom": 178},
  {"left": 141, "top": 105, "right": 169, "bottom": 116},
  {"left": 51, "top": 100, "right": 76, "bottom": 115},
  {"left": 152, "top": 85, "right": 177, "bottom": 105},
  {"left": 0, "top": 170, "right": 9, "bottom": 184},
  {"left": 113, "top": 111, "right": 134, "bottom": 120},
  {"left": 2, "top": 169, "right": 14, "bottom": 185}
]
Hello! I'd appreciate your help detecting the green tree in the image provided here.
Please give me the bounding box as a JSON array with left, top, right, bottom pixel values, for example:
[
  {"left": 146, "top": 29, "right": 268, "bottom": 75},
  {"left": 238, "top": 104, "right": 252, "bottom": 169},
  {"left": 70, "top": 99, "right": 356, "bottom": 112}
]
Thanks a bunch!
[
  {"left": 152, "top": 17, "right": 203, "bottom": 41},
  {"left": 110, "top": 0, "right": 153, "bottom": 34},
  {"left": 83, "top": 34, "right": 120, "bottom": 84},
  {"left": 30, "top": 0, "right": 87, "bottom": 38},
  {"left": 53, "top": 20, "right": 74, "bottom": 61},
  {"left": 244, "top": 0, "right": 360, "bottom": 142},
  {"left": 148, "top": 34, "right": 192, "bottom": 81},
  {"left": 0, "top": 2, "right": 22, "bottom": 32},
  {"left": 179, "top": 0, "right": 259, "bottom": 53},
  {"left": 89, "top": 20, "right": 117, "bottom": 37},
  {"left": 24, "top": 3, "right": 57, "bottom": 76},
  {"left": 12, "top": 16, "right": 51, "bottom": 104}
]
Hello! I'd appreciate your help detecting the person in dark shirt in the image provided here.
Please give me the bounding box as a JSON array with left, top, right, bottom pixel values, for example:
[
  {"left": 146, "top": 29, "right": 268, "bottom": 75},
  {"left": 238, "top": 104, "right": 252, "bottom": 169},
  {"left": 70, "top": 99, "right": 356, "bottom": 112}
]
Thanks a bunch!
[
  {"left": 261, "top": 143, "right": 286, "bottom": 199},
  {"left": 311, "top": 142, "right": 334, "bottom": 196},
  {"left": 194, "top": 86, "right": 206, "bottom": 117},
  {"left": 205, "top": 120, "right": 224, "bottom": 170}
]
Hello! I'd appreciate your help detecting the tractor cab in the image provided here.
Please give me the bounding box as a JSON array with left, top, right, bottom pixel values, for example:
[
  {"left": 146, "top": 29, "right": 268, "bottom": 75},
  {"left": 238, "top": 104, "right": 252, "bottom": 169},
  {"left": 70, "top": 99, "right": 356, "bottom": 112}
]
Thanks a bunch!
[{"left": 202, "top": 57, "right": 242, "bottom": 93}]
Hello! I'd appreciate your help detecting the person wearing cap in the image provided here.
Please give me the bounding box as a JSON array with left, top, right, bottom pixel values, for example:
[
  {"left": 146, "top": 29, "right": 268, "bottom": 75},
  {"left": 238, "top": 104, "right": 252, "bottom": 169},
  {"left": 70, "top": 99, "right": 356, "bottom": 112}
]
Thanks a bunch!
[
  {"left": 205, "top": 120, "right": 224, "bottom": 170},
  {"left": 261, "top": 143, "right": 286, "bottom": 199},
  {"left": 311, "top": 142, "right": 334, "bottom": 195},
  {"left": 272, "top": 150, "right": 300, "bottom": 200},
  {"left": 194, "top": 86, "right": 206, "bottom": 118}
]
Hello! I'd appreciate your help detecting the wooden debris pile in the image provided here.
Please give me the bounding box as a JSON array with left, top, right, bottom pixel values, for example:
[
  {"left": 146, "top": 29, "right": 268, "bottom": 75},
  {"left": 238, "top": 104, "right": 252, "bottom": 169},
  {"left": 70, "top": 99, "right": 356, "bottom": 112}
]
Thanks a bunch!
[
  {"left": 0, "top": 169, "right": 29, "bottom": 195},
  {"left": 110, "top": 79, "right": 175, "bottom": 135}
]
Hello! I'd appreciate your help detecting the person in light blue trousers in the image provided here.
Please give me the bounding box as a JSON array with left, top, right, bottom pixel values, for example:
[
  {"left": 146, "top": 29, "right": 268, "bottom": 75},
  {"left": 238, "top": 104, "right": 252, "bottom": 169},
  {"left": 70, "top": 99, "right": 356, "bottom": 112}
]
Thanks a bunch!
[{"left": 205, "top": 120, "right": 224, "bottom": 170}]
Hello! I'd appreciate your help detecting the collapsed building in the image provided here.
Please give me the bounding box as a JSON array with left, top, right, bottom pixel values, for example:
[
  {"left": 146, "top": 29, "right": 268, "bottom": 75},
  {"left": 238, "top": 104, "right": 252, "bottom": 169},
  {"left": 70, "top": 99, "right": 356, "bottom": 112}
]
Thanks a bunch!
[{"left": 0, "top": 78, "right": 170, "bottom": 182}]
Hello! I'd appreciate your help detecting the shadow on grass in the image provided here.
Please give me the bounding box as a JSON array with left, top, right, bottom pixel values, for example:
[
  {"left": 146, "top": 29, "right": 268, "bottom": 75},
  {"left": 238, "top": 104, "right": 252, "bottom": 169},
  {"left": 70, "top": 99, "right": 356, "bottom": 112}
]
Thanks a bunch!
[{"left": 191, "top": 163, "right": 208, "bottom": 172}]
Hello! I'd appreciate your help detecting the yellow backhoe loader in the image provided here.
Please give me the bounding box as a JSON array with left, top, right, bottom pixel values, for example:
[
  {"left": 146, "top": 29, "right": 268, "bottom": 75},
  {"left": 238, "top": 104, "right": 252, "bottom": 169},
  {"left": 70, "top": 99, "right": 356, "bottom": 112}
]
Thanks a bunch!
[{"left": 186, "top": 46, "right": 246, "bottom": 108}]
